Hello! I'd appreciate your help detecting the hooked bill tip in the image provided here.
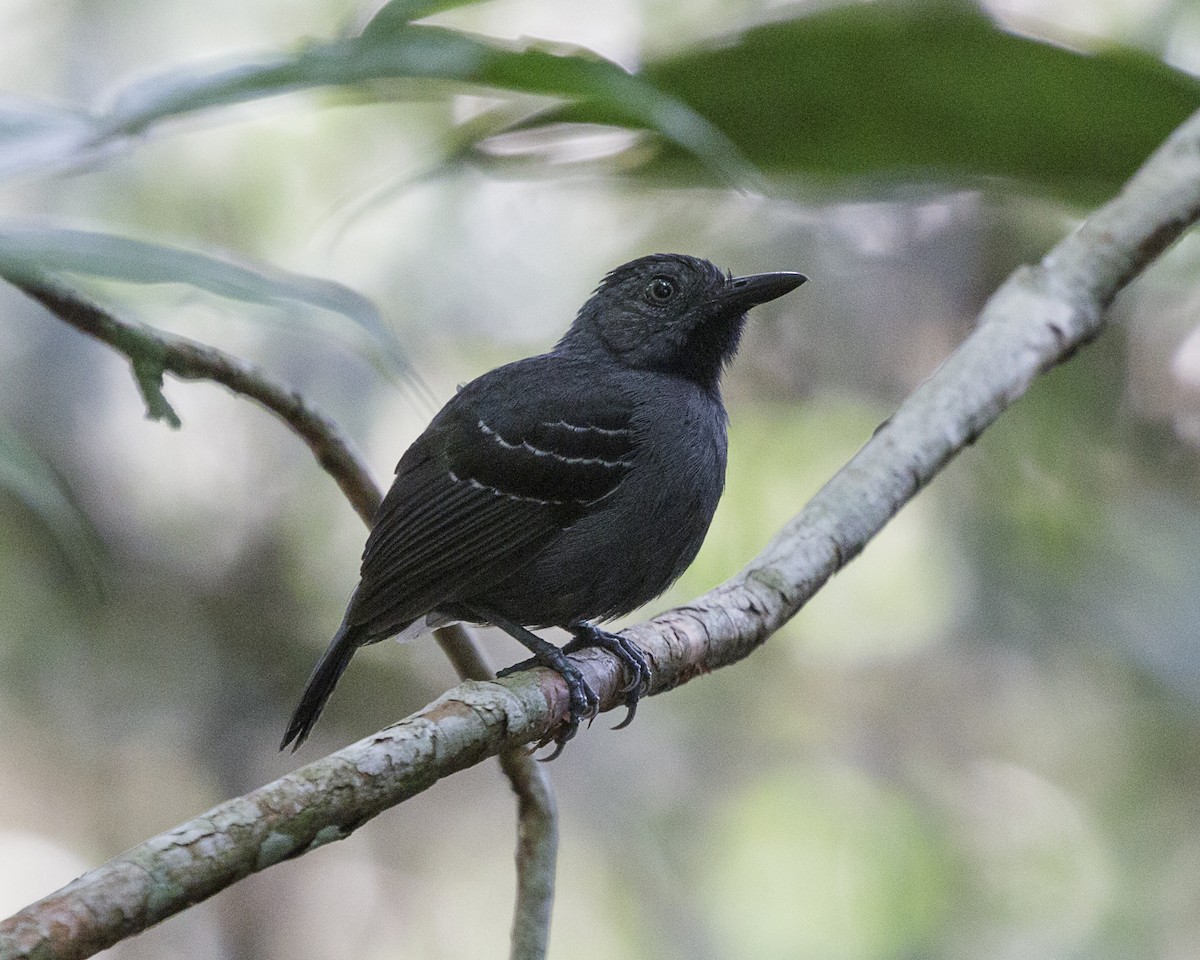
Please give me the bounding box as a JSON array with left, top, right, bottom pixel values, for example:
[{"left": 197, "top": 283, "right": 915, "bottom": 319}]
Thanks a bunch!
[{"left": 722, "top": 270, "right": 807, "bottom": 309}]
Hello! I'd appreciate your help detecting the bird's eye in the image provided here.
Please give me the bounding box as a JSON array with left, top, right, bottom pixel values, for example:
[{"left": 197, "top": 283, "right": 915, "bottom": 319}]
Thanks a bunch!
[{"left": 646, "top": 277, "right": 676, "bottom": 303}]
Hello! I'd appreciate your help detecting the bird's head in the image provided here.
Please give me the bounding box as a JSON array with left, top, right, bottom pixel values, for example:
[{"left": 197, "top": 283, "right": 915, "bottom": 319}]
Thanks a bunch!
[{"left": 557, "top": 253, "right": 805, "bottom": 390}]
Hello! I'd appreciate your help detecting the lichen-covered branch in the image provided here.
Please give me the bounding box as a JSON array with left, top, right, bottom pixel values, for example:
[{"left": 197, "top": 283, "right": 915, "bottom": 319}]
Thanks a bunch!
[
  {"left": 0, "top": 678, "right": 558, "bottom": 960},
  {"left": 6, "top": 104, "right": 1200, "bottom": 960}
]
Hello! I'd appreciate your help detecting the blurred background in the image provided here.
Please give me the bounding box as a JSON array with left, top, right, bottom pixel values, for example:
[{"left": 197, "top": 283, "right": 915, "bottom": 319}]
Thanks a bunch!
[{"left": 2, "top": 0, "right": 1200, "bottom": 957}]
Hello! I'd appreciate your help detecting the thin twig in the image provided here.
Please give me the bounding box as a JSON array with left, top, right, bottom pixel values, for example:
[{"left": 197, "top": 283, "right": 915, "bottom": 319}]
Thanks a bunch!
[
  {"left": 13, "top": 277, "right": 383, "bottom": 523},
  {"left": 2, "top": 274, "right": 559, "bottom": 960},
  {"left": 499, "top": 748, "right": 558, "bottom": 960},
  {"left": 7, "top": 103, "right": 1200, "bottom": 960},
  {"left": 434, "top": 624, "right": 558, "bottom": 960}
]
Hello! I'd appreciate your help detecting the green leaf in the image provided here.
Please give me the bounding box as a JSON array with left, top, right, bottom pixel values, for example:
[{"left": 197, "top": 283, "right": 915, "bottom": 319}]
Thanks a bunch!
[
  {"left": 0, "top": 417, "right": 105, "bottom": 598},
  {"left": 520, "top": 5, "right": 1200, "bottom": 199},
  {"left": 0, "top": 226, "right": 402, "bottom": 365},
  {"left": 0, "top": 12, "right": 754, "bottom": 188},
  {"left": 94, "top": 24, "right": 754, "bottom": 187}
]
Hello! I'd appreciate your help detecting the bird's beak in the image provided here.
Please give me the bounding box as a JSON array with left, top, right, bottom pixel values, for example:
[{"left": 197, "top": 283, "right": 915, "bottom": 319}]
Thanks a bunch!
[{"left": 717, "top": 271, "right": 807, "bottom": 313}]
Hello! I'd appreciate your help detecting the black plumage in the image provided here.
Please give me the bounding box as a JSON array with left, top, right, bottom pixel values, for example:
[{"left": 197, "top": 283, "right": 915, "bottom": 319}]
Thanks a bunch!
[{"left": 281, "top": 254, "right": 805, "bottom": 754}]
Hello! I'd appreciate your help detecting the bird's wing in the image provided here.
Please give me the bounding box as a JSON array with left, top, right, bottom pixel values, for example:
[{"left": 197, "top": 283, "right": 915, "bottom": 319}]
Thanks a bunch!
[{"left": 347, "top": 364, "right": 638, "bottom": 631}]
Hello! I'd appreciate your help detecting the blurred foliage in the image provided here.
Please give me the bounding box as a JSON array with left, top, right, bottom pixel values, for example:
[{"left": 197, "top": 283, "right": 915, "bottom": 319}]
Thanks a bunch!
[
  {"left": 536, "top": 3, "right": 1200, "bottom": 198},
  {"left": 2, "top": 0, "right": 1196, "bottom": 560},
  {"left": 0, "top": 417, "right": 104, "bottom": 598},
  {"left": 0, "top": 0, "right": 750, "bottom": 184},
  {"left": 0, "top": 227, "right": 389, "bottom": 340},
  {"left": 2, "top": 0, "right": 1200, "bottom": 959}
]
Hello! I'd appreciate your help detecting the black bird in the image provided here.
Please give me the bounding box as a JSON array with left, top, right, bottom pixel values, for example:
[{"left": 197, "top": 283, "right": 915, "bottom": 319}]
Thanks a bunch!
[{"left": 281, "top": 254, "right": 805, "bottom": 755}]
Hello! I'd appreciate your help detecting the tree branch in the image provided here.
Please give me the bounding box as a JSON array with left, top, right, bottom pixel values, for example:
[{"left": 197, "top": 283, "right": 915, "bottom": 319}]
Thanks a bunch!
[
  {"left": 6, "top": 103, "right": 1200, "bottom": 960},
  {"left": 432, "top": 623, "right": 558, "bottom": 960},
  {"left": 9, "top": 277, "right": 384, "bottom": 523},
  {"left": 1, "top": 276, "right": 559, "bottom": 960}
]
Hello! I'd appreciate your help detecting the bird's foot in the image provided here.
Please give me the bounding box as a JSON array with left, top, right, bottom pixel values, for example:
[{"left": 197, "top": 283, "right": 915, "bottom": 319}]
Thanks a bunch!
[
  {"left": 562, "top": 624, "right": 651, "bottom": 730},
  {"left": 497, "top": 648, "right": 600, "bottom": 761}
]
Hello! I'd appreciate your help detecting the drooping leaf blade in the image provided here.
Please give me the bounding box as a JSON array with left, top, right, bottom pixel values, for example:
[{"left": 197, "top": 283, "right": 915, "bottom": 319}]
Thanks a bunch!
[
  {"left": 96, "top": 25, "right": 753, "bottom": 186},
  {"left": 0, "top": 226, "right": 399, "bottom": 362}
]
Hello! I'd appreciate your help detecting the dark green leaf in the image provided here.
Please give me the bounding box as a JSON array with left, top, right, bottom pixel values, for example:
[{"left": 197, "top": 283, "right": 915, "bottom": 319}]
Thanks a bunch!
[{"left": 523, "top": 5, "right": 1200, "bottom": 199}]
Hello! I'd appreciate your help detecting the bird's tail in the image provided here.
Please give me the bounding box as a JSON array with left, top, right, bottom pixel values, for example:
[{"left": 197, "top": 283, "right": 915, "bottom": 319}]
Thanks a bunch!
[{"left": 280, "top": 619, "right": 365, "bottom": 752}]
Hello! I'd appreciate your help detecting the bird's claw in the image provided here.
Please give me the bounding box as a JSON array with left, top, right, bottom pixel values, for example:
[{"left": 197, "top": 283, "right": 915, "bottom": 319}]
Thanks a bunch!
[
  {"left": 498, "top": 625, "right": 649, "bottom": 758},
  {"left": 499, "top": 650, "right": 599, "bottom": 761},
  {"left": 496, "top": 656, "right": 537, "bottom": 679},
  {"left": 563, "top": 625, "right": 652, "bottom": 726},
  {"left": 611, "top": 700, "right": 638, "bottom": 731},
  {"left": 533, "top": 664, "right": 599, "bottom": 761}
]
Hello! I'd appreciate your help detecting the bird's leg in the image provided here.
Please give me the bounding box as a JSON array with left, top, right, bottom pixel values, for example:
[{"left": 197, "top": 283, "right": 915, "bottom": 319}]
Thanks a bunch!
[
  {"left": 562, "top": 623, "right": 651, "bottom": 730},
  {"left": 460, "top": 604, "right": 599, "bottom": 759}
]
